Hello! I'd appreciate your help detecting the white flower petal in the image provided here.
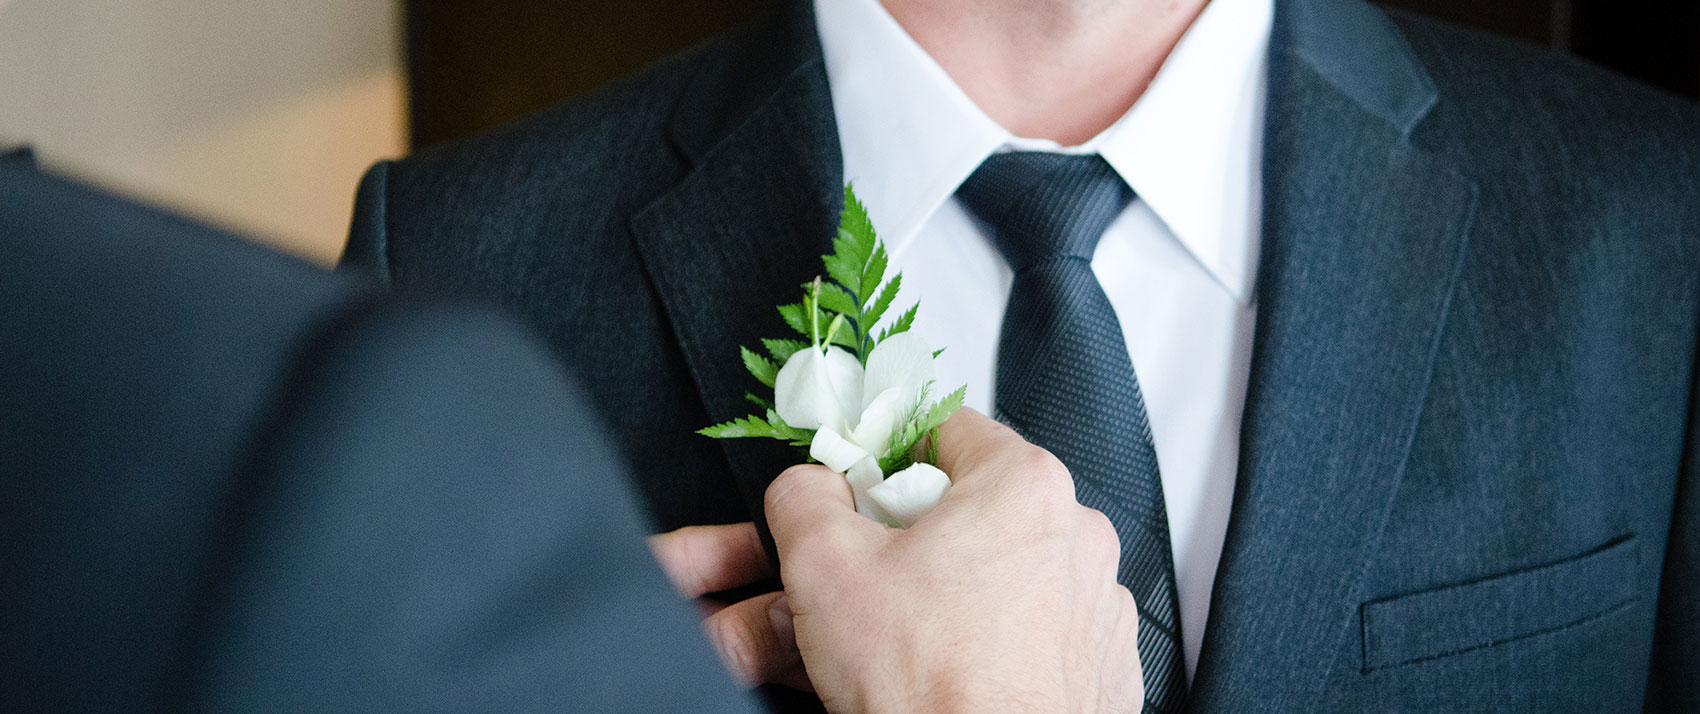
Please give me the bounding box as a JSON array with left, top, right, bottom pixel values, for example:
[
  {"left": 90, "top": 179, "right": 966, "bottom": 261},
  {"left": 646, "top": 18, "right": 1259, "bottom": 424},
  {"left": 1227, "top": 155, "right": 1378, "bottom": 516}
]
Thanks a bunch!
[
  {"left": 845, "top": 457, "right": 898, "bottom": 526},
  {"left": 851, "top": 387, "right": 908, "bottom": 458},
  {"left": 867, "top": 462, "right": 951, "bottom": 528},
  {"left": 809, "top": 427, "right": 870, "bottom": 473},
  {"left": 774, "top": 345, "right": 864, "bottom": 432},
  {"left": 862, "top": 332, "right": 937, "bottom": 413}
]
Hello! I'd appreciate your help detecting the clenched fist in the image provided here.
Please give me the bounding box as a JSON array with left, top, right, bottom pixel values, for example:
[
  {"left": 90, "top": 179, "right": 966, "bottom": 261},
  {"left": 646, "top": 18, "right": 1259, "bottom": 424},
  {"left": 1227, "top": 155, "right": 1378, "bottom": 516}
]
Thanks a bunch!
[{"left": 653, "top": 409, "right": 1143, "bottom": 713}]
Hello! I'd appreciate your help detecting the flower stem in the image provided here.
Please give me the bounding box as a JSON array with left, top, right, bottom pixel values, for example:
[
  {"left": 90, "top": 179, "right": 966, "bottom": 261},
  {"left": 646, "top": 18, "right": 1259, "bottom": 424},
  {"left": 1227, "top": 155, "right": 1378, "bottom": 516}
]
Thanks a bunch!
[
  {"left": 807, "top": 276, "right": 822, "bottom": 349},
  {"left": 857, "top": 291, "right": 869, "bottom": 363}
]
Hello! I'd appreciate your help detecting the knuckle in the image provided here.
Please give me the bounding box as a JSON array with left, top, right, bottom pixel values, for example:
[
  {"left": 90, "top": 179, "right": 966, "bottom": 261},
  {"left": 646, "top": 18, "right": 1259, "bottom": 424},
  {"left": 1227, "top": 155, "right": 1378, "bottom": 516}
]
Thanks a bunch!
[
  {"left": 1078, "top": 508, "right": 1123, "bottom": 573},
  {"left": 1017, "top": 447, "right": 1074, "bottom": 499},
  {"left": 669, "top": 528, "right": 710, "bottom": 594},
  {"left": 764, "top": 465, "right": 817, "bottom": 514},
  {"left": 997, "top": 449, "right": 1078, "bottom": 534},
  {"left": 1116, "top": 585, "right": 1141, "bottom": 625},
  {"left": 708, "top": 611, "right": 761, "bottom": 682},
  {"left": 1018, "top": 445, "right": 1067, "bottom": 478},
  {"left": 1081, "top": 508, "right": 1122, "bottom": 550}
]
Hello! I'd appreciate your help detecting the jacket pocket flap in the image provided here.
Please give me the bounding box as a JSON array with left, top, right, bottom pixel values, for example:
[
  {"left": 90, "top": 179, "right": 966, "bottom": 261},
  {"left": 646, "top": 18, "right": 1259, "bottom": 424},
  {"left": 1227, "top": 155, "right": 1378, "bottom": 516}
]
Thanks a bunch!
[{"left": 1361, "top": 535, "right": 1639, "bottom": 671}]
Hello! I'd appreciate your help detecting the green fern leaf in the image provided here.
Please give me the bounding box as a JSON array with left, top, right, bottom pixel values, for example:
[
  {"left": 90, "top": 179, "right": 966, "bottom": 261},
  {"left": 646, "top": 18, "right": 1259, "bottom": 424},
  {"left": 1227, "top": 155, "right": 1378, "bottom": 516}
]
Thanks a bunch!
[
  {"left": 822, "top": 255, "right": 860, "bottom": 301},
  {"left": 825, "top": 185, "right": 877, "bottom": 294},
  {"left": 864, "top": 273, "right": 901, "bottom": 327},
  {"left": 831, "top": 330, "right": 860, "bottom": 349},
  {"left": 918, "top": 385, "right": 967, "bottom": 435},
  {"left": 777, "top": 303, "right": 807, "bottom": 336},
  {"left": 876, "top": 383, "right": 965, "bottom": 472},
  {"left": 877, "top": 304, "right": 919, "bottom": 343},
  {"left": 859, "top": 243, "right": 888, "bottom": 304},
  {"left": 741, "top": 346, "right": 777, "bottom": 388},
  {"left": 764, "top": 410, "right": 813, "bottom": 442},
  {"left": 762, "top": 338, "right": 808, "bottom": 363},
  {"left": 699, "top": 415, "right": 782, "bottom": 439},
  {"left": 839, "top": 185, "right": 877, "bottom": 261},
  {"left": 817, "top": 282, "right": 859, "bottom": 317}
]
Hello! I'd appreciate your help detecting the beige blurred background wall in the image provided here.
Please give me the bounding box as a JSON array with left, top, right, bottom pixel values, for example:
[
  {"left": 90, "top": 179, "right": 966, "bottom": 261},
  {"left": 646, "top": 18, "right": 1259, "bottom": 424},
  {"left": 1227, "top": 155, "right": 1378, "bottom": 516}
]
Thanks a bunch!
[{"left": 0, "top": 0, "right": 405, "bottom": 265}]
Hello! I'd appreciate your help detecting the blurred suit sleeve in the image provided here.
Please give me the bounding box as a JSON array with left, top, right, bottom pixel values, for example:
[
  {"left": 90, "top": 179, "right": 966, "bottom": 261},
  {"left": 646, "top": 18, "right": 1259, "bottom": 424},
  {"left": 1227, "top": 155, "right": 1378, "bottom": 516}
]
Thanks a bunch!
[
  {"left": 0, "top": 165, "right": 759, "bottom": 714},
  {"left": 190, "top": 300, "right": 757, "bottom": 714}
]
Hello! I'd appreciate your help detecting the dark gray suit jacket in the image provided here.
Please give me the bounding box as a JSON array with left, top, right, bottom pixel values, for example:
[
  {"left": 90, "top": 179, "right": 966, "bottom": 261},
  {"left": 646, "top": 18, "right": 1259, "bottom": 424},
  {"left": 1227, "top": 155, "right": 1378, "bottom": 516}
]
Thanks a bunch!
[
  {"left": 0, "top": 164, "right": 759, "bottom": 714},
  {"left": 342, "top": 0, "right": 1700, "bottom": 710}
]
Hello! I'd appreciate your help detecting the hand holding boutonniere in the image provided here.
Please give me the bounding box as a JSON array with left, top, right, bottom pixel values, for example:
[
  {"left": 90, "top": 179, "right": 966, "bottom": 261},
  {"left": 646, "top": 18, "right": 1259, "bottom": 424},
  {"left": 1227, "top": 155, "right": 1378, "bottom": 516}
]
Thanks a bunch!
[{"left": 701, "top": 185, "right": 965, "bottom": 528}]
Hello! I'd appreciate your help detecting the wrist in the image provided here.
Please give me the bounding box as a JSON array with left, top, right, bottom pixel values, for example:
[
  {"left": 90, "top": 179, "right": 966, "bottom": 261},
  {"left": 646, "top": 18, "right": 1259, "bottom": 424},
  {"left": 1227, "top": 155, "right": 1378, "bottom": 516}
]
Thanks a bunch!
[{"left": 856, "top": 669, "right": 1054, "bottom": 714}]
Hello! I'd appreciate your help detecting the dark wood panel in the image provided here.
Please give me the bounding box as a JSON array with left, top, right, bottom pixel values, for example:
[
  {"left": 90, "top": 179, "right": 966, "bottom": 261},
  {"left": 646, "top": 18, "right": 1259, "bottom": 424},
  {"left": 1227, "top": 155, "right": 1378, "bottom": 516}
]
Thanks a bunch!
[
  {"left": 406, "top": 0, "right": 773, "bottom": 148},
  {"left": 1376, "top": 0, "right": 1561, "bottom": 46},
  {"left": 1571, "top": 0, "right": 1700, "bottom": 99},
  {"left": 405, "top": 0, "right": 1698, "bottom": 149}
]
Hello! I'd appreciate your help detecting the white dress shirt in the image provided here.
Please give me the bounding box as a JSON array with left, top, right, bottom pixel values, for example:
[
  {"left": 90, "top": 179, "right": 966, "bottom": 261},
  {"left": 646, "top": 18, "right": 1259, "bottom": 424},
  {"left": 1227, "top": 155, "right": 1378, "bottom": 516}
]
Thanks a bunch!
[{"left": 814, "top": 0, "right": 1272, "bottom": 678}]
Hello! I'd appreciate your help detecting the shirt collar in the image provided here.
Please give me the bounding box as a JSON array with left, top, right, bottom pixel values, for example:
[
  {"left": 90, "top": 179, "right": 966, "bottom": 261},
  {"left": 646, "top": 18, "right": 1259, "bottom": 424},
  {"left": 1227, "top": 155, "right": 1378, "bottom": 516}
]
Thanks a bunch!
[{"left": 815, "top": 0, "right": 1273, "bottom": 304}]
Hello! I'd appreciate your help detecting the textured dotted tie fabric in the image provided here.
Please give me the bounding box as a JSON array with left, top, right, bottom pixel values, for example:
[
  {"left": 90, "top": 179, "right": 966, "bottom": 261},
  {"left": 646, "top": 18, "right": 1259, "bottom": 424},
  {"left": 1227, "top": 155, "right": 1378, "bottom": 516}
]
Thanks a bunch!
[{"left": 958, "top": 152, "right": 1188, "bottom": 714}]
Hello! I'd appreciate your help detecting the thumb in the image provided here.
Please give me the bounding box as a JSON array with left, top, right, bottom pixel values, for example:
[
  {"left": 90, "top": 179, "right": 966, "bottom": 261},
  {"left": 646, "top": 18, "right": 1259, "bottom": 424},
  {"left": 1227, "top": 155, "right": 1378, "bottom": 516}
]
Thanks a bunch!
[
  {"left": 764, "top": 464, "right": 882, "bottom": 565},
  {"left": 934, "top": 407, "right": 1033, "bottom": 482}
]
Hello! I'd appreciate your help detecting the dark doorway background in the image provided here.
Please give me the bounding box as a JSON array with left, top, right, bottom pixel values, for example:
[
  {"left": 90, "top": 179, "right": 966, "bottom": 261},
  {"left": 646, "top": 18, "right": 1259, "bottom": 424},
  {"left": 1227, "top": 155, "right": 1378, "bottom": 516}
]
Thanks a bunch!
[
  {"left": 405, "top": 0, "right": 774, "bottom": 149},
  {"left": 405, "top": 0, "right": 1699, "bottom": 150}
]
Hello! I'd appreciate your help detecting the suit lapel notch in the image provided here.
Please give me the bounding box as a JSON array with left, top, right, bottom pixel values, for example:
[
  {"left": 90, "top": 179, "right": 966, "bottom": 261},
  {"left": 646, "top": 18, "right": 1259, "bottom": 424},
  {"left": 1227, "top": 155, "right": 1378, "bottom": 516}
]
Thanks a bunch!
[
  {"left": 630, "top": 35, "right": 842, "bottom": 549},
  {"left": 1190, "top": 0, "right": 1479, "bottom": 707}
]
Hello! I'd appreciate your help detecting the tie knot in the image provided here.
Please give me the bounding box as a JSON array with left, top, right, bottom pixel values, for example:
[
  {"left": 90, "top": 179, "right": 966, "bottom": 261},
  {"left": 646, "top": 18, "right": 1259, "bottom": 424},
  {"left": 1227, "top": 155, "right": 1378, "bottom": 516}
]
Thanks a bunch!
[{"left": 957, "top": 152, "right": 1133, "bottom": 272}]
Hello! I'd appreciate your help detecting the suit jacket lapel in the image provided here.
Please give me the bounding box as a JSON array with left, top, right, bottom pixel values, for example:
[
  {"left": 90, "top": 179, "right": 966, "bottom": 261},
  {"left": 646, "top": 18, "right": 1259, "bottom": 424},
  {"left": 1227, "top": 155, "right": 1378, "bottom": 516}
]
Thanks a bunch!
[
  {"left": 1190, "top": 0, "right": 1479, "bottom": 707},
  {"left": 629, "top": 2, "right": 841, "bottom": 562},
  {"left": 1, "top": 146, "right": 36, "bottom": 171}
]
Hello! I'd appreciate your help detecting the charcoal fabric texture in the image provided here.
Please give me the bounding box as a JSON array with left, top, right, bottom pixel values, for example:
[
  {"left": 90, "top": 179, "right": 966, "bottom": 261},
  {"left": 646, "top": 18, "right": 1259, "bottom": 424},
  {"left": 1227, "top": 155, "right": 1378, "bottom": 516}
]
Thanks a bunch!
[
  {"left": 0, "top": 146, "right": 34, "bottom": 169},
  {"left": 959, "top": 152, "right": 1186, "bottom": 714},
  {"left": 341, "top": 0, "right": 1700, "bottom": 711},
  {"left": 0, "top": 165, "right": 759, "bottom": 714}
]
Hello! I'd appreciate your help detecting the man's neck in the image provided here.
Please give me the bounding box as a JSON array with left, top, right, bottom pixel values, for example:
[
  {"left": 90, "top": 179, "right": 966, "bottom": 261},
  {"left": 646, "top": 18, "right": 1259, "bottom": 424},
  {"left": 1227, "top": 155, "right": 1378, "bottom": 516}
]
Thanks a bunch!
[{"left": 881, "top": 0, "right": 1210, "bottom": 145}]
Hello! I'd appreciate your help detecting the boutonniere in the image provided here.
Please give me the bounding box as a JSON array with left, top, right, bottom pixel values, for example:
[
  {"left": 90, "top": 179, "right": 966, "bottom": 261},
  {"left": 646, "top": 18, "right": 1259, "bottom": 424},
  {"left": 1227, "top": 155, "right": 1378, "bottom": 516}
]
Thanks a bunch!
[{"left": 701, "top": 185, "right": 965, "bottom": 528}]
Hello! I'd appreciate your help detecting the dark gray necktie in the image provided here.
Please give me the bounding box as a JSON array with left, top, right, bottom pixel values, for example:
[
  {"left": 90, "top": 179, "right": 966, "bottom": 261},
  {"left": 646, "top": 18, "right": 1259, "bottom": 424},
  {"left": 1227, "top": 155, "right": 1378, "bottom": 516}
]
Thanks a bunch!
[{"left": 958, "top": 152, "right": 1187, "bottom": 714}]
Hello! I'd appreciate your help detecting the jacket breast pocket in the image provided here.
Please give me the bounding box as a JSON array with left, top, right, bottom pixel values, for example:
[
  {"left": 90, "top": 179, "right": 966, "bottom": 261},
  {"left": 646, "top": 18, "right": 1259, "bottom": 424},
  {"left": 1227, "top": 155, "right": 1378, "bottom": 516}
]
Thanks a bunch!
[{"left": 1359, "top": 535, "right": 1641, "bottom": 672}]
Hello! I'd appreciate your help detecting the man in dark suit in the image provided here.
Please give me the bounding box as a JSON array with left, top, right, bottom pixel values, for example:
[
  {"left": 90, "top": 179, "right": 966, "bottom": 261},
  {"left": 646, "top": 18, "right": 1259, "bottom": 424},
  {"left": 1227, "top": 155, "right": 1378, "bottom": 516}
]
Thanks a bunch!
[
  {"left": 0, "top": 157, "right": 1154, "bottom": 714},
  {"left": 0, "top": 159, "right": 760, "bottom": 714},
  {"left": 341, "top": 0, "right": 1700, "bottom": 710}
]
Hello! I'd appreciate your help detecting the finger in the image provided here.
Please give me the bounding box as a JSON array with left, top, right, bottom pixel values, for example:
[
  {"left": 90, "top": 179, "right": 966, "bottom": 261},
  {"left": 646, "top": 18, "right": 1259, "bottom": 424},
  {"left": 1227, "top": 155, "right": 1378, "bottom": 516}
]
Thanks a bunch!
[
  {"left": 763, "top": 594, "right": 815, "bottom": 692},
  {"left": 702, "top": 590, "right": 803, "bottom": 687},
  {"left": 772, "top": 663, "right": 815, "bottom": 693},
  {"left": 1107, "top": 585, "right": 1145, "bottom": 705},
  {"left": 933, "top": 407, "right": 1036, "bottom": 482},
  {"left": 649, "top": 522, "right": 773, "bottom": 598},
  {"left": 764, "top": 464, "right": 882, "bottom": 563}
]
